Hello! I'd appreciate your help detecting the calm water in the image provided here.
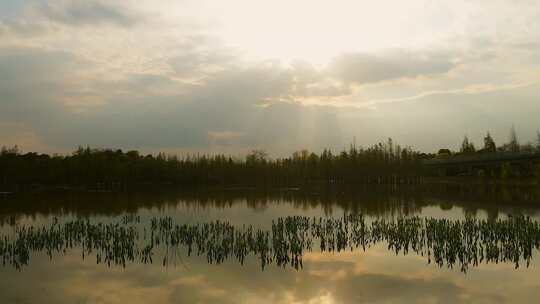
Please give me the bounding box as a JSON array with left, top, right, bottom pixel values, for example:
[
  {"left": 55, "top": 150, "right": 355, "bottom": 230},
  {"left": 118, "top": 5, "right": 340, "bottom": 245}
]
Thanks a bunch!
[{"left": 1, "top": 185, "right": 540, "bottom": 304}]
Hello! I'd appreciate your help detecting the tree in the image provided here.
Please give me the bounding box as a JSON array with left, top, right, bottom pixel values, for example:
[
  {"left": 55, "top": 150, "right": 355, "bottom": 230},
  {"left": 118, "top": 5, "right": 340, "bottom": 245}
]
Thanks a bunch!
[
  {"left": 461, "top": 136, "right": 469, "bottom": 153},
  {"left": 438, "top": 149, "right": 451, "bottom": 156},
  {"left": 483, "top": 132, "right": 496, "bottom": 152},
  {"left": 536, "top": 131, "right": 540, "bottom": 152},
  {"left": 521, "top": 142, "right": 535, "bottom": 152},
  {"left": 1, "top": 145, "right": 20, "bottom": 156},
  {"left": 246, "top": 150, "right": 268, "bottom": 164},
  {"left": 460, "top": 136, "right": 476, "bottom": 154},
  {"left": 508, "top": 125, "right": 520, "bottom": 152}
]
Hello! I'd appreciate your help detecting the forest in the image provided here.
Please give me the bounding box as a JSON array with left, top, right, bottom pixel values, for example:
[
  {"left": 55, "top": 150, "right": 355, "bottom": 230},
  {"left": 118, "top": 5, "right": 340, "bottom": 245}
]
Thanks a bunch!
[{"left": 1, "top": 129, "right": 539, "bottom": 190}]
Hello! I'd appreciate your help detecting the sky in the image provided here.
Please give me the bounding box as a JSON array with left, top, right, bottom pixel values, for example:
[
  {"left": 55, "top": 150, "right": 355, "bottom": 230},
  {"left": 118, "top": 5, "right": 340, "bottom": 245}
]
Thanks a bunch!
[{"left": 1, "top": 0, "right": 539, "bottom": 156}]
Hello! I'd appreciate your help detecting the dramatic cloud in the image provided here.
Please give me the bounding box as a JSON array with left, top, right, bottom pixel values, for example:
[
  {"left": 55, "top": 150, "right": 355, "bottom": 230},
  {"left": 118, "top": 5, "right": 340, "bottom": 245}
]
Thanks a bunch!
[{"left": 1, "top": 0, "right": 540, "bottom": 154}]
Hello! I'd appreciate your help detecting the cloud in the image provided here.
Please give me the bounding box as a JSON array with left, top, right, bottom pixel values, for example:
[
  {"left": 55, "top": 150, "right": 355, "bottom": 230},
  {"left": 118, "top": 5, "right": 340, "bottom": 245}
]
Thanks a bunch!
[
  {"left": 351, "top": 81, "right": 539, "bottom": 109},
  {"left": 329, "top": 50, "right": 458, "bottom": 85},
  {"left": 336, "top": 82, "right": 540, "bottom": 152},
  {"left": 0, "top": 47, "right": 76, "bottom": 121},
  {"left": 0, "top": 245, "right": 516, "bottom": 304},
  {"left": 168, "top": 50, "right": 238, "bottom": 78},
  {"left": 0, "top": 48, "right": 74, "bottom": 152},
  {"left": 0, "top": 50, "right": 348, "bottom": 154},
  {"left": 1, "top": 43, "right": 539, "bottom": 155},
  {"left": 0, "top": 47, "right": 76, "bottom": 89},
  {"left": 0, "top": 19, "right": 51, "bottom": 37},
  {"left": 1, "top": 1, "right": 540, "bottom": 155},
  {"left": 208, "top": 131, "right": 245, "bottom": 146},
  {"left": 37, "top": 0, "right": 139, "bottom": 27}
]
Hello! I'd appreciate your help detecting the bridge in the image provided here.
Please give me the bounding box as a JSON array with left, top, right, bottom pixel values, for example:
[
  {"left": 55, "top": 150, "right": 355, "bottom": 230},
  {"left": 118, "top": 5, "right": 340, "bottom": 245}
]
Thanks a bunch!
[{"left": 422, "top": 151, "right": 540, "bottom": 177}]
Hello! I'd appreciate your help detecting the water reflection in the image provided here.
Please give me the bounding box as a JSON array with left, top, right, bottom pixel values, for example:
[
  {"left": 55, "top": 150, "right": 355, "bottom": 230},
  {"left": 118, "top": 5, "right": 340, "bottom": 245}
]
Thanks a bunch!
[
  {"left": 2, "top": 184, "right": 540, "bottom": 221},
  {"left": 3, "top": 186, "right": 540, "bottom": 303},
  {"left": 3, "top": 214, "right": 540, "bottom": 273}
]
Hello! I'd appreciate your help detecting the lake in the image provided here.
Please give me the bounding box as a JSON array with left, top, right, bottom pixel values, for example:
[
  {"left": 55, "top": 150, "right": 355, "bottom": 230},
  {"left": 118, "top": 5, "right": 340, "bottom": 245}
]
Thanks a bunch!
[{"left": 1, "top": 185, "right": 540, "bottom": 304}]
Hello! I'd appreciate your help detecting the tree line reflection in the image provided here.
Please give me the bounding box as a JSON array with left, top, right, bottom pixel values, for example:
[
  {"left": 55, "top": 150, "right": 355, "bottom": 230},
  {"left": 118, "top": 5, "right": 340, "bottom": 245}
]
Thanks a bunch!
[
  {"left": 2, "top": 184, "right": 540, "bottom": 222},
  {"left": 2, "top": 214, "right": 540, "bottom": 272}
]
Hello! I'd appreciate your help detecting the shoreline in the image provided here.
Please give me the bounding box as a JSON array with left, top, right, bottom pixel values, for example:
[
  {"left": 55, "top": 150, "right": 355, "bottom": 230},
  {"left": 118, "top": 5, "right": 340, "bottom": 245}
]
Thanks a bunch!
[{"left": 1, "top": 178, "right": 538, "bottom": 196}]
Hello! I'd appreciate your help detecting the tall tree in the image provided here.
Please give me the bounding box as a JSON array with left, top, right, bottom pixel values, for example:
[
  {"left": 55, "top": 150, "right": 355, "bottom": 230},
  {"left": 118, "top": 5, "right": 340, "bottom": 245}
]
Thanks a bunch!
[
  {"left": 483, "top": 132, "right": 496, "bottom": 152},
  {"left": 461, "top": 136, "right": 476, "bottom": 154},
  {"left": 508, "top": 125, "right": 520, "bottom": 152}
]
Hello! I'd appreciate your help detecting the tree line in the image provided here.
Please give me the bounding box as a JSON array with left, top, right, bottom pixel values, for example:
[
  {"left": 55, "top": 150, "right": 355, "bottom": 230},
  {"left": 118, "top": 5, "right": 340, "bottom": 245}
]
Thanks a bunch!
[
  {"left": 453, "top": 127, "right": 540, "bottom": 155},
  {"left": 2, "top": 127, "right": 539, "bottom": 190},
  {"left": 0, "top": 138, "right": 424, "bottom": 190}
]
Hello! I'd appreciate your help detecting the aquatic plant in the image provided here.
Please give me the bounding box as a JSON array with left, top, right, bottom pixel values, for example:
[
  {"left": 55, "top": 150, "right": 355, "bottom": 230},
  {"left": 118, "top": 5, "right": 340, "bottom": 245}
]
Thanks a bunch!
[{"left": 1, "top": 214, "right": 540, "bottom": 272}]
